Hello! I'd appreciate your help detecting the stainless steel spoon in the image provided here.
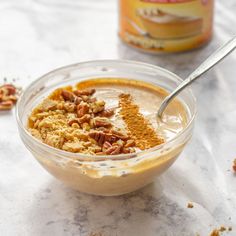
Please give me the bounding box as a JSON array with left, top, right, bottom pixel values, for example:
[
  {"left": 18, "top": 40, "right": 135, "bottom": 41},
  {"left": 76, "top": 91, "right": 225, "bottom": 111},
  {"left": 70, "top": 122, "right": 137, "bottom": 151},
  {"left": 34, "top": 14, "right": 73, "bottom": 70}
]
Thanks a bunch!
[{"left": 157, "top": 36, "right": 236, "bottom": 119}]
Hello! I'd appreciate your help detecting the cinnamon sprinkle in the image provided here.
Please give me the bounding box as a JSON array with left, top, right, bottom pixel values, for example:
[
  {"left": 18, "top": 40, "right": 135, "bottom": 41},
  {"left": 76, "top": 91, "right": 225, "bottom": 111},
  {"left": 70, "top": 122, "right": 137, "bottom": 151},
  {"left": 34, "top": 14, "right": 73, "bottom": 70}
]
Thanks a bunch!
[{"left": 119, "top": 93, "right": 164, "bottom": 150}]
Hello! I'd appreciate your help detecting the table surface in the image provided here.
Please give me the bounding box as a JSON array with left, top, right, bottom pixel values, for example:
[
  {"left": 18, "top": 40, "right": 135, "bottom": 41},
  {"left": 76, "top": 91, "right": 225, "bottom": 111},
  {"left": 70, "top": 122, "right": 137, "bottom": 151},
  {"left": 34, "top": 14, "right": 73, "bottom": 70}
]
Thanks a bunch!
[{"left": 1, "top": 0, "right": 236, "bottom": 235}]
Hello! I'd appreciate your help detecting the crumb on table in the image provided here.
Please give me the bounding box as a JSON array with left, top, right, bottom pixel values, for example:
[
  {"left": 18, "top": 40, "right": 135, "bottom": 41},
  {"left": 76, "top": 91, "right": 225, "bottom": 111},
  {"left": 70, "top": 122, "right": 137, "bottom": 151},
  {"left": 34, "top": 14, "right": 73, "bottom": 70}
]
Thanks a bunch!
[
  {"left": 233, "top": 159, "right": 236, "bottom": 172},
  {"left": 187, "top": 202, "right": 194, "bottom": 208}
]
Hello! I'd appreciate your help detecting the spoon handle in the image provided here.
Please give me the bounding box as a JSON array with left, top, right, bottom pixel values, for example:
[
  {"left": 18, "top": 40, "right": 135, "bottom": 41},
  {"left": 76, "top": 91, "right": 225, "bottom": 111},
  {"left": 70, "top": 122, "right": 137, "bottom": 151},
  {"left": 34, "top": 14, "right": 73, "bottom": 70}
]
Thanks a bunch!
[{"left": 157, "top": 36, "right": 236, "bottom": 118}]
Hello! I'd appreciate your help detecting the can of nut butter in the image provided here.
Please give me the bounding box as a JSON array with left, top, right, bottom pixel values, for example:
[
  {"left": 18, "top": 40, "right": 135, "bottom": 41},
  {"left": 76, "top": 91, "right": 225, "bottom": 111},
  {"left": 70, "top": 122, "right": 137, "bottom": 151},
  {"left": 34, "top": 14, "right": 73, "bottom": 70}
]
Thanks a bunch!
[{"left": 119, "top": 0, "right": 214, "bottom": 53}]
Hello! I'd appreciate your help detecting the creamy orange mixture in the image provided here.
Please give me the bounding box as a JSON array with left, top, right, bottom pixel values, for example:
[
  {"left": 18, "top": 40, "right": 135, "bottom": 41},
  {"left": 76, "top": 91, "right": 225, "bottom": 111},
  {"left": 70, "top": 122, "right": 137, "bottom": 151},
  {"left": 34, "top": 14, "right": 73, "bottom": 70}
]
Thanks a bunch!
[{"left": 28, "top": 78, "right": 187, "bottom": 156}]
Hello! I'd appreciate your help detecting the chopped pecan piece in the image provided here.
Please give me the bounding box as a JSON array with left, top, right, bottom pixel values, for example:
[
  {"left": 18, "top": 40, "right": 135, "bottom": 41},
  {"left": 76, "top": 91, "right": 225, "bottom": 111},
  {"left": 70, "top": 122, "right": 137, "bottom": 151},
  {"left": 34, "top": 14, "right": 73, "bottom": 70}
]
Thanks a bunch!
[
  {"left": 123, "top": 147, "right": 136, "bottom": 154},
  {"left": 74, "top": 96, "right": 82, "bottom": 105},
  {"left": 91, "top": 100, "right": 105, "bottom": 113},
  {"left": 81, "top": 95, "right": 89, "bottom": 102},
  {"left": 125, "top": 139, "right": 135, "bottom": 148},
  {"left": 64, "top": 102, "right": 76, "bottom": 112},
  {"left": 68, "top": 118, "right": 80, "bottom": 126},
  {"left": 105, "top": 144, "right": 122, "bottom": 155},
  {"left": 92, "top": 117, "right": 112, "bottom": 128},
  {"left": 98, "top": 108, "right": 115, "bottom": 117},
  {"left": 77, "top": 102, "right": 90, "bottom": 118},
  {"left": 102, "top": 141, "right": 112, "bottom": 151},
  {"left": 111, "top": 129, "right": 129, "bottom": 140},
  {"left": 74, "top": 89, "right": 96, "bottom": 96},
  {"left": 71, "top": 123, "right": 80, "bottom": 129},
  {"left": 87, "top": 97, "right": 97, "bottom": 103},
  {"left": 104, "top": 133, "right": 117, "bottom": 143},
  {"left": 61, "top": 90, "right": 75, "bottom": 102},
  {"left": 78, "top": 114, "right": 91, "bottom": 124},
  {"left": 96, "top": 152, "right": 105, "bottom": 155}
]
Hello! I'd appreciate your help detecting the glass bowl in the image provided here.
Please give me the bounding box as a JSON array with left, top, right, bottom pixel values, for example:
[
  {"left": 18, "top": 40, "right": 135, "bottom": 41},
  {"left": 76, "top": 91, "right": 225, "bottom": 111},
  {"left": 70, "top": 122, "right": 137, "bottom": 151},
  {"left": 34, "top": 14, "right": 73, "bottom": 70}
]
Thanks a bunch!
[{"left": 16, "top": 60, "right": 196, "bottom": 196}]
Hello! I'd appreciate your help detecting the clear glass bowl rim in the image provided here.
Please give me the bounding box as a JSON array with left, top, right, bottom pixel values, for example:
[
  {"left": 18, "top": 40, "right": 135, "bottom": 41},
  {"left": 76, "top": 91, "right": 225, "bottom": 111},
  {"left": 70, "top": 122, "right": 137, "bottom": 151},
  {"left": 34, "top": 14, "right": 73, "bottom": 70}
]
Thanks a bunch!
[{"left": 16, "top": 59, "right": 197, "bottom": 162}]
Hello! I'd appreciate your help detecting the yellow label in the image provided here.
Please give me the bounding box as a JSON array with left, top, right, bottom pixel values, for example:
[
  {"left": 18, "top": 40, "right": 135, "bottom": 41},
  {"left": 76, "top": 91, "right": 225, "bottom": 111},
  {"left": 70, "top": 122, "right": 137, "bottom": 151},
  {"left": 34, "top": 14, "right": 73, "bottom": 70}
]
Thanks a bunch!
[{"left": 119, "top": 0, "right": 214, "bottom": 53}]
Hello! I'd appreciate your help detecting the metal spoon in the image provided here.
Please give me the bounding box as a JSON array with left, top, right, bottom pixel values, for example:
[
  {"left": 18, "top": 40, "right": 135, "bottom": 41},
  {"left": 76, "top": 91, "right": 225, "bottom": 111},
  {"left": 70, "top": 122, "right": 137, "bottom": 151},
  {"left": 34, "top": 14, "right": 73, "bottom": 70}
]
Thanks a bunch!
[{"left": 157, "top": 36, "right": 236, "bottom": 119}]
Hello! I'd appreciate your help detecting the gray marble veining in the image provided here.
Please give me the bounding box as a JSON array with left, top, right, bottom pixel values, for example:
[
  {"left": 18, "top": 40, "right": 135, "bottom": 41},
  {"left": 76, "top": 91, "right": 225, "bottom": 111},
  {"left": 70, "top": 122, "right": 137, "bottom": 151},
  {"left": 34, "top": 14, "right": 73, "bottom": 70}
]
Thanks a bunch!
[{"left": 0, "top": 0, "right": 236, "bottom": 235}]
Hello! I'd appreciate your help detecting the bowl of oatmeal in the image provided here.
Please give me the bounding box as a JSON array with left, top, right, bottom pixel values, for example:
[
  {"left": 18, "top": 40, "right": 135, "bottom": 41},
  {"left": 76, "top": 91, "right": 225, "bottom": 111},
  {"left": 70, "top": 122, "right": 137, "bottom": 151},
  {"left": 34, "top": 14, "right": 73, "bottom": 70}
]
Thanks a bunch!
[{"left": 16, "top": 60, "right": 196, "bottom": 196}]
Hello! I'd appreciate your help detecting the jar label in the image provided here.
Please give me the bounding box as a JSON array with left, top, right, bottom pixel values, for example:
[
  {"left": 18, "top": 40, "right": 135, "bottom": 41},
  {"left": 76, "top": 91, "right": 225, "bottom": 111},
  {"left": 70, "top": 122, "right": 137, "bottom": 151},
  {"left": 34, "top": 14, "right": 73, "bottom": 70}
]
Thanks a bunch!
[{"left": 119, "top": 0, "right": 214, "bottom": 53}]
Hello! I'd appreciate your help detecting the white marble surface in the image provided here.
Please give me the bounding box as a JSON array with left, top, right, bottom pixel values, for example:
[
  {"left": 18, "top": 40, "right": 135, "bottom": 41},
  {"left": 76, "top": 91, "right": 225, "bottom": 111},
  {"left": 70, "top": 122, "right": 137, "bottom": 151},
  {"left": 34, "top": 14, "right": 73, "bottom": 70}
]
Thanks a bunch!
[{"left": 0, "top": 0, "right": 236, "bottom": 235}]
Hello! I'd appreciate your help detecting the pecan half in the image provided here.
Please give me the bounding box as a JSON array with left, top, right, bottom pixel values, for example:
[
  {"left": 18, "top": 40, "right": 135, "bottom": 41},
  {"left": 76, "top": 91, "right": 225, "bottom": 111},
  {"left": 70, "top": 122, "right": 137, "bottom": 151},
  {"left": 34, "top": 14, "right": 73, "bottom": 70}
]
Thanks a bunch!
[
  {"left": 77, "top": 102, "right": 90, "bottom": 118},
  {"left": 74, "top": 89, "right": 96, "bottom": 96},
  {"left": 89, "top": 131, "right": 106, "bottom": 146}
]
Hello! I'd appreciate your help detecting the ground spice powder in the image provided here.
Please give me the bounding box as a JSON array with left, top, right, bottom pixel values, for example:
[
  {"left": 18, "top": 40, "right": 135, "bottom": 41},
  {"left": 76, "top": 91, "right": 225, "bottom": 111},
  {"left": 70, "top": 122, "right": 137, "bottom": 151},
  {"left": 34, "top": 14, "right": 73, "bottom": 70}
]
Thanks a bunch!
[{"left": 119, "top": 93, "right": 164, "bottom": 150}]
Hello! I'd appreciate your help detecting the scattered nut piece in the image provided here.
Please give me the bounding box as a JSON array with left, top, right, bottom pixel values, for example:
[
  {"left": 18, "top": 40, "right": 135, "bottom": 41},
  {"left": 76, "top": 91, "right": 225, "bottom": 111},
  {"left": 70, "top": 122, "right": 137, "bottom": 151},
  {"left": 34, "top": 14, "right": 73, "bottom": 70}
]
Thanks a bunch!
[
  {"left": 219, "top": 226, "right": 226, "bottom": 232},
  {"left": 187, "top": 203, "right": 194, "bottom": 208},
  {"left": 0, "top": 100, "right": 14, "bottom": 110},
  {"left": 0, "top": 83, "right": 20, "bottom": 111},
  {"left": 233, "top": 159, "right": 236, "bottom": 172},
  {"left": 209, "top": 226, "right": 231, "bottom": 236},
  {"left": 210, "top": 229, "right": 220, "bottom": 236}
]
